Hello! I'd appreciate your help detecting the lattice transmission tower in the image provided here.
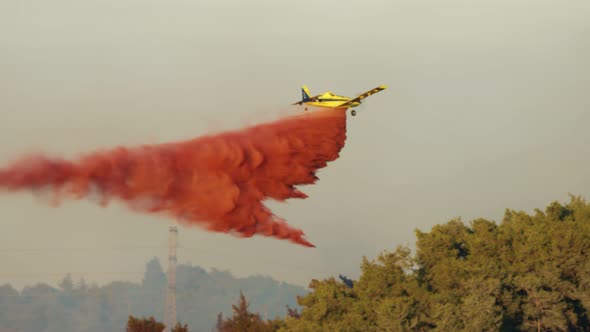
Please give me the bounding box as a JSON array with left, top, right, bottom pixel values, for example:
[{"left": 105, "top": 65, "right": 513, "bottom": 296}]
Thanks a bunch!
[{"left": 163, "top": 226, "right": 178, "bottom": 332}]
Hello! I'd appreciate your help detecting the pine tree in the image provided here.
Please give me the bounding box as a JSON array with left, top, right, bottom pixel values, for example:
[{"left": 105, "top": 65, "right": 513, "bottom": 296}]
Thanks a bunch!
[
  {"left": 216, "top": 292, "right": 286, "bottom": 332},
  {"left": 126, "top": 315, "right": 190, "bottom": 332}
]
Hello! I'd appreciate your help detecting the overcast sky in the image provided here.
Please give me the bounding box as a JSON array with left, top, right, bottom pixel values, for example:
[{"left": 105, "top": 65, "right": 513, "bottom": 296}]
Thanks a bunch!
[{"left": 0, "top": 0, "right": 589, "bottom": 290}]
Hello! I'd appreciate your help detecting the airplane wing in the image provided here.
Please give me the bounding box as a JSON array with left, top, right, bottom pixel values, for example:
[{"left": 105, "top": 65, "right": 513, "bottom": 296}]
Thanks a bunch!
[{"left": 337, "top": 85, "right": 387, "bottom": 108}]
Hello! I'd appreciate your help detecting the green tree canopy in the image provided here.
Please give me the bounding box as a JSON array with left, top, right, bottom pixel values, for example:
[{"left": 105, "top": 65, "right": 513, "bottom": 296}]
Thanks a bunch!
[{"left": 279, "top": 195, "right": 590, "bottom": 331}]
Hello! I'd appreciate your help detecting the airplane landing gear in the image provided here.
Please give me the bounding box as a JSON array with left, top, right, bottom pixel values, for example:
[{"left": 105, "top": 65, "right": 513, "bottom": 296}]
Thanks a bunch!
[{"left": 351, "top": 110, "right": 357, "bottom": 116}]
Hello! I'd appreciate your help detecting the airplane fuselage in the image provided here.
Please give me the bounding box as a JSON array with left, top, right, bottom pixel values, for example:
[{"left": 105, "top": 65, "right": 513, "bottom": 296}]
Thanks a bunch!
[{"left": 304, "top": 92, "right": 361, "bottom": 109}]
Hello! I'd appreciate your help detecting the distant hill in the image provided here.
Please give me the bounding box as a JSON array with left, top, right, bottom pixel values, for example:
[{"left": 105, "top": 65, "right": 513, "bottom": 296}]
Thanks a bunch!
[{"left": 0, "top": 258, "right": 307, "bottom": 332}]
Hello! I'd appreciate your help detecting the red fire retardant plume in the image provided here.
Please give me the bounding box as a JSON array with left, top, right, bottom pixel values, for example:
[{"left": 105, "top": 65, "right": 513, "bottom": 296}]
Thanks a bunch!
[{"left": 0, "top": 108, "right": 347, "bottom": 247}]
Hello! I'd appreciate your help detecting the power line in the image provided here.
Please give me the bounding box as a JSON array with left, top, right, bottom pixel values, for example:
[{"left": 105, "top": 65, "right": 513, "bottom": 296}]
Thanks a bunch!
[
  {"left": 0, "top": 271, "right": 145, "bottom": 278},
  {"left": 0, "top": 245, "right": 234, "bottom": 253},
  {"left": 0, "top": 245, "right": 167, "bottom": 253},
  {"left": 0, "top": 288, "right": 169, "bottom": 298}
]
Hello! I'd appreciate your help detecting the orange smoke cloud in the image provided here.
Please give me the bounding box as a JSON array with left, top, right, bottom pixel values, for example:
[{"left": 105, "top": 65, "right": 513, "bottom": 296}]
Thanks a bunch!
[{"left": 0, "top": 108, "right": 347, "bottom": 247}]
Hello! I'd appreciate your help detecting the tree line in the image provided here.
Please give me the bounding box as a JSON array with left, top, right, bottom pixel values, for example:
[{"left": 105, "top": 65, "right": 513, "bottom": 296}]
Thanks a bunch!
[
  {"left": 3, "top": 195, "right": 590, "bottom": 331},
  {"left": 0, "top": 258, "right": 305, "bottom": 331}
]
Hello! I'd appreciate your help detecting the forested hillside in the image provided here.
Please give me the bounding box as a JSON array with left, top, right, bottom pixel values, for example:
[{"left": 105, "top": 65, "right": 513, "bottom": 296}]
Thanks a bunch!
[{"left": 0, "top": 258, "right": 306, "bottom": 332}]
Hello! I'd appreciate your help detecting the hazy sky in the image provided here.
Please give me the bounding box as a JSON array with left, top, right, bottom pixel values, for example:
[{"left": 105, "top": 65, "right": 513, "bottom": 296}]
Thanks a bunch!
[{"left": 1, "top": 0, "right": 589, "bottom": 290}]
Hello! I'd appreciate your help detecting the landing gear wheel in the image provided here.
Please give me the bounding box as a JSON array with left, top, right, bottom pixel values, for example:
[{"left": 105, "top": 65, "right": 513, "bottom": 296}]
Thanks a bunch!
[{"left": 351, "top": 110, "right": 357, "bottom": 116}]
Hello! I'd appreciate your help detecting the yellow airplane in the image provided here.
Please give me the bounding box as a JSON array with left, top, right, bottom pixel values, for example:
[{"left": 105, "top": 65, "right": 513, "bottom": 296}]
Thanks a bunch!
[{"left": 292, "top": 85, "right": 387, "bottom": 116}]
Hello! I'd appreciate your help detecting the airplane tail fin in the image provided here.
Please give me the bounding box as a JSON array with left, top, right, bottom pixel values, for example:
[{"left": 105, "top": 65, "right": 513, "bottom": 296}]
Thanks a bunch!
[{"left": 301, "top": 85, "right": 311, "bottom": 102}]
